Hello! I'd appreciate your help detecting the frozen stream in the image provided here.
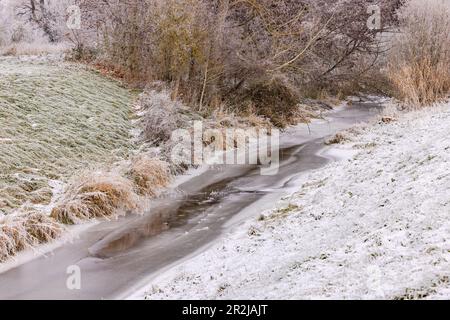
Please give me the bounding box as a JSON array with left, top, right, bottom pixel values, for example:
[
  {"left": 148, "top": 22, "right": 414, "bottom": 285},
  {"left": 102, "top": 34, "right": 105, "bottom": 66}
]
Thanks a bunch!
[{"left": 0, "top": 103, "right": 381, "bottom": 299}]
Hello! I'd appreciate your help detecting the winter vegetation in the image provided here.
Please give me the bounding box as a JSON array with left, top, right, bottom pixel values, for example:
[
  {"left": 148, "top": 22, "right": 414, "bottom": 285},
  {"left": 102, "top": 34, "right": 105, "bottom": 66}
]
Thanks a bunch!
[
  {"left": 0, "top": 0, "right": 449, "bottom": 300},
  {"left": 0, "top": 56, "right": 134, "bottom": 215},
  {"left": 0, "top": 55, "right": 141, "bottom": 260},
  {"left": 50, "top": 170, "right": 141, "bottom": 225},
  {"left": 71, "top": 0, "right": 402, "bottom": 127},
  {"left": 0, "top": 0, "right": 71, "bottom": 55},
  {"left": 387, "top": 0, "right": 450, "bottom": 107},
  {"left": 0, "top": 57, "right": 180, "bottom": 260},
  {"left": 0, "top": 211, "right": 63, "bottom": 262}
]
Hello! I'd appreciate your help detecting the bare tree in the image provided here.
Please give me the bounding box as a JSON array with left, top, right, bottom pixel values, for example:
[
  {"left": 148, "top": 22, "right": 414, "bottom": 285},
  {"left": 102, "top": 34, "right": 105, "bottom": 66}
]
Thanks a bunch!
[{"left": 16, "top": 0, "right": 60, "bottom": 42}]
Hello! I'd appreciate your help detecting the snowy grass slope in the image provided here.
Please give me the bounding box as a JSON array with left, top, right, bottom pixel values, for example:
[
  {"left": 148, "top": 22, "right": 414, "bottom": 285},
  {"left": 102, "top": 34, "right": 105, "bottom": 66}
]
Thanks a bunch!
[
  {"left": 143, "top": 103, "right": 450, "bottom": 300},
  {"left": 0, "top": 57, "right": 134, "bottom": 215}
]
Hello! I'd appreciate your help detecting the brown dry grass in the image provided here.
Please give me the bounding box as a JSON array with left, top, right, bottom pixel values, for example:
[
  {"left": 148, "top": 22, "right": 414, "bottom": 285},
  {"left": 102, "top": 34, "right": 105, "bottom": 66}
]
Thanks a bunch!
[
  {"left": 325, "top": 132, "right": 348, "bottom": 145},
  {"left": 387, "top": 0, "right": 450, "bottom": 107},
  {"left": 0, "top": 160, "right": 173, "bottom": 262},
  {"left": 388, "top": 57, "right": 450, "bottom": 107},
  {"left": 128, "top": 156, "right": 172, "bottom": 196},
  {"left": 0, "top": 212, "right": 64, "bottom": 262},
  {"left": 51, "top": 171, "right": 141, "bottom": 225}
]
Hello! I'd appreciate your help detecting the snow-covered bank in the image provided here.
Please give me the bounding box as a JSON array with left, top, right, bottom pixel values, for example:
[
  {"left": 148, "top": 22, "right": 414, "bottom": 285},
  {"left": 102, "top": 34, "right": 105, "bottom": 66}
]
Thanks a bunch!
[{"left": 142, "top": 103, "right": 450, "bottom": 300}]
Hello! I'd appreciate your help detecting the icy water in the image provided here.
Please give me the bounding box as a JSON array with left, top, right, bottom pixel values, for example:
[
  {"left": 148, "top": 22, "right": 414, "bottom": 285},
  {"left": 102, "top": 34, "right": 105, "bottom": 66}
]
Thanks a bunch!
[{"left": 0, "top": 103, "right": 381, "bottom": 299}]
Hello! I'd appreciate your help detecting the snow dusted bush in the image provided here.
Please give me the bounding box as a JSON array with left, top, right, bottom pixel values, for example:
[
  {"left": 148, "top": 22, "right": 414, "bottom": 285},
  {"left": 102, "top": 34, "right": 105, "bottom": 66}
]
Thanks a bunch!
[
  {"left": 388, "top": 0, "right": 450, "bottom": 106},
  {"left": 137, "top": 89, "right": 191, "bottom": 146}
]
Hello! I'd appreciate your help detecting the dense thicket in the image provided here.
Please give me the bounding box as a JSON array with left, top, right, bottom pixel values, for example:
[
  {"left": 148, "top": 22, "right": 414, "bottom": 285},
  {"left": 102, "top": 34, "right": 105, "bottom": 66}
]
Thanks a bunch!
[
  {"left": 72, "top": 0, "right": 401, "bottom": 125},
  {"left": 5, "top": 1, "right": 447, "bottom": 117}
]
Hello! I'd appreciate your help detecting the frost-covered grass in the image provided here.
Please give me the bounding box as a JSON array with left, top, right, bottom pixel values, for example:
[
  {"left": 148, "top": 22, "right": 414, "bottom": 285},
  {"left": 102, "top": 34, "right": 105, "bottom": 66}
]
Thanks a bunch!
[
  {"left": 0, "top": 57, "right": 179, "bottom": 262},
  {"left": 50, "top": 170, "right": 141, "bottom": 225},
  {"left": 127, "top": 155, "right": 172, "bottom": 197},
  {"left": 0, "top": 211, "right": 64, "bottom": 263},
  {"left": 143, "top": 102, "right": 450, "bottom": 300},
  {"left": 0, "top": 56, "right": 134, "bottom": 215}
]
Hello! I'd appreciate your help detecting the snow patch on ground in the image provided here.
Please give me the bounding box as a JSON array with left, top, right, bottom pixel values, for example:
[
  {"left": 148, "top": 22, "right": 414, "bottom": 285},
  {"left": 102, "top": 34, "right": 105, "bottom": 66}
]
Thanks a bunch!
[{"left": 142, "top": 103, "right": 450, "bottom": 300}]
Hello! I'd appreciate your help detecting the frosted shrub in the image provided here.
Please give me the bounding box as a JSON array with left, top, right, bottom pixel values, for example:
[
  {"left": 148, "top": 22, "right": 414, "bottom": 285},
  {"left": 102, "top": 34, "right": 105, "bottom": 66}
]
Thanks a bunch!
[{"left": 138, "top": 89, "right": 189, "bottom": 145}]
